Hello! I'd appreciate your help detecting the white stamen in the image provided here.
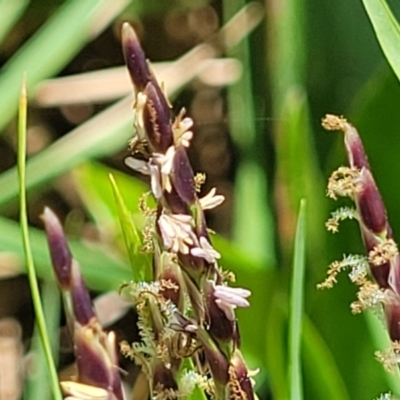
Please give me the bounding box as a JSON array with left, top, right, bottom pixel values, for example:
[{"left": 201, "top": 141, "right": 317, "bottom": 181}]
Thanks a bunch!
[
  {"left": 158, "top": 214, "right": 196, "bottom": 254},
  {"left": 199, "top": 188, "right": 225, "bottom": 210},
  {"left": 153, "top": 146, "right": 176, "bottom": 193},
  {"left": 173, "top": 115, "right": 194, "bottom": 148},
  {"left": 190, "top": 236, "right": 220, "bottom": 264},
  {"left": 125, "top": 157, "right": 150, "bottom": 175},
  {"left": 214, "top": 285, "right": 251, "bottom": 308}
]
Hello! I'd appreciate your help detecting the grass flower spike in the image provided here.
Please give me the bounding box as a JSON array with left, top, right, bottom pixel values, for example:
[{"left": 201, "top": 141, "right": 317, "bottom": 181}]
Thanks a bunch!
[
  {"left": 320, "top": 115, "right": 400, "bottom": 372},
  {"left": 42, "top": 207, "right": 124, "bottom": 400},
  {"left": 121, "top": 22, "right": 255, "bottom": 400}
]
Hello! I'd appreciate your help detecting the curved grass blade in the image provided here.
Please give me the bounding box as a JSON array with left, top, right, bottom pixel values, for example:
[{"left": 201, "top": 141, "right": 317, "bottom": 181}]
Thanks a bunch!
[
  {"left": 0, "top": 0, "right": 29, "bottom": 44},
  {"left": 288, "top": 199, "right": 306, "bottom": 400},
  {"left": 17, "top": 78, "right": 62, "bottom": 400},
  {"left": 0, "top": 4, "right": 263, "bottom": 209},
  {"left": 0, "top": 0, "right": 129, "bottom": 133},
  {"left": 109, "top": 173, "right": 152, "bottom": 282},
  {"left": 302, "top": 317, "right": 350, "bottom": 400},
  {"left": 0, "top": 215, "right": 131, "bottom": 291},
  {"left": 24, "top": 281, "right": 61, "bottom": 400},
  {"left": 223, "top": 1, "right": 275, "bottom": 267},
  {"left": 362, "top": 0, "right": 400, "bottom": 82}
]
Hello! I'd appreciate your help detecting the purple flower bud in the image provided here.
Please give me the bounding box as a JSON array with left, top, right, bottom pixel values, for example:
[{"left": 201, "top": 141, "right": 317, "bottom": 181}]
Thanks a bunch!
[
  {"left": 204, "top": 280, "right": 237, "bottom": 343},
  {"left": 75, "top": 329, "right": 123, "bottom": 400},
  {"left": 143, "top": 82, "right": 173, "bottom": 153},
  {"left": 357, "top": 169, "right": 388, "bottom": 236},
  {"left": 343, "top": 122, "right": 370, "bottom": 170},
  {"left": 172, "top": 147, "right": 196, "bottom": 205},
  {"left": 163, "top": 187, "right": 190, "bottom": 215},
  {"left": 229, "top": 350, "right": 255, "bottom": 400},
  {"left": 121, "top": 22, "right": 151, "bottom": 91},
  {"left": 201, "top": 338, "right": 229, "bottom": 388},
  {"left": 70, "top": 261, "right": 96, "bottom": 326},
  {"left": 42, "top": 207, "right": 72, "bottom": 288}
]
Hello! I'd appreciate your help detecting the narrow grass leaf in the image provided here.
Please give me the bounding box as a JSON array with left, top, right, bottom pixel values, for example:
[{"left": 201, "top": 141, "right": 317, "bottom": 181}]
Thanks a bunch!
[
  {"left": 288, "top": 200, "right": 306, "bottom": 400},
  {"left": 223, "top": 0, "right": 275, "bottom": 267},
  {"left": 0, "top": 0, "right": 29, "bottom": 44},
  {"left": 17, "top": 78, "right": 62, "bottom": 400},
  {"left": 265, "top": 290, "right": 289, "bottom": 400},
  {"left": 302, "top": 316, "right": 350, "bottom": 400},
  {"left": 109, "top": 173, "right": 152, "bottom": 281},
  {"left": 0, "top": 6, "right": 262, "bottom": 209},
  {"left": 24, "top": 282, "right": 61, "bottom": 400},
  {"left": 0, "top": 215, "right": 131, "bottom": 291},
  {"left": 72, "top": 161, "right": 154, "bottom": 230},
  {"left": 0, "top": 0, "right": 129, "bottom": 133},
  {"left": 0, "top": 95, "right": 133, "bottom": 207},
  {"left": 362, "top": 0, "right": 400, "bottom": 83}
]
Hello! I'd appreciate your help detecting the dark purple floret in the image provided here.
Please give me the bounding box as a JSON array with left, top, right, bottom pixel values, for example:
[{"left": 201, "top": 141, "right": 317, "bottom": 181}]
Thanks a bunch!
[
  {"left": 172, "top": 147, "right": 196, "bottom": 205},
  {"left": 70, "top": 261, "right": 96, "bottom": 326},
  {"left": 143, "top": 82, "right": 173, "bottom": 152},
  {"left": 231, "top": 351, "right": 255, "bottom": 400},
  {"left": 357, "top": 169, "right": 388, "bottom": 235},
  {"left": 344, "top": 123, "right": 371, "bottom": 170},
  {"left": 42, "top": 207, "right": 72, "bottom": 288},
  {"left": 121, "top": 22, "right": 152, "bottom": 91}
]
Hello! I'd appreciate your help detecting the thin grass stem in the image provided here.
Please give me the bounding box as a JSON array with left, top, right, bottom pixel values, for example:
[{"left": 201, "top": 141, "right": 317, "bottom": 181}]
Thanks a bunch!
[{"left": 17, "top": 76, "right": 62, "bottom": 400}]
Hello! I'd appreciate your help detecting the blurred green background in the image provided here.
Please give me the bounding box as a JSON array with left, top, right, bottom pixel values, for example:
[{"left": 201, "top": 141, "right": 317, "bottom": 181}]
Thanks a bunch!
[{"left": 1, "top": 0, "right": 400, "bottom": 399}]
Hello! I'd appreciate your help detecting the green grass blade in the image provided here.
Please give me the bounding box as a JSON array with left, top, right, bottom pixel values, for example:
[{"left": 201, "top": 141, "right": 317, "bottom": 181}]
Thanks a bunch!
[
  {"left": 0, "top": 0, "right": 29, "bottom": 44},
  {"left": 302, "top": 317, "right": 350, "bottom": 400},
  {"left": 24, "top": 281, "right": 61, "bottom": 400},
  {"left": 288, "top": 200, "right": 306, "bottom": 400},
  {"left": 0, "top": 215, "right": 131, "bottom": 291},
  {"left": 17, "top": 78, "right": 62, "bottom": 400},
  {"left": 362, "top": 0, "right": 400, "bottom": 83},
  {"left": 223, "top": 0, "right": 275, "bottom": 267},
  {"left": 0, "top": 95, "right": 133, "bottom": 207},
  {"left": 0, "top": 0, "right": 129, "bottom": 133},
  {"left": 109, "top": 173, "right": 152, "bottom": 281}
]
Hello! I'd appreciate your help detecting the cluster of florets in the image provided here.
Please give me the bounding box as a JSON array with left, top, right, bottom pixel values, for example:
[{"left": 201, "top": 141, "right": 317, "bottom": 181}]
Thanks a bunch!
[
  {"left": 118, "top": 22, "right": 256, "bottom": 400},
  {"left": 42, "top": 21, "right": 256, "bottom": 400},
  {"left": 319, "top": 115, "right": 400, "bottom": 373}
]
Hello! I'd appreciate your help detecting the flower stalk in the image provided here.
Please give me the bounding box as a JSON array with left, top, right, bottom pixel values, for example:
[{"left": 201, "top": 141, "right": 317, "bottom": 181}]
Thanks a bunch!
[
  {"left": 320, "top": 114, "right": 400, "bottom": 371},
  {"left": 42, "top": 207, "right": 124, "bottom": 400},
  {"left": 120, "top": 22, "right": 255, "bottom": 399}
]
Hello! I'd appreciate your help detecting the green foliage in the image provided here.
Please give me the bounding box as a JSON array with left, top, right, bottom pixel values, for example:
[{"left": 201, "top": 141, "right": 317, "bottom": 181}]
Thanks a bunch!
[{"left": 3, "top": 0, "right": 400, "bottom": 399}]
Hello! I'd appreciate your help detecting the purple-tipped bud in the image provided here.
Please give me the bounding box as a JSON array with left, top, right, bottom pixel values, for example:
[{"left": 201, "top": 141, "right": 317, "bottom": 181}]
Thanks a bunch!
[
  {"left": 201, "top": 338, "right": 230, "bottom": 389},
  {"left": 172, "top": 147, "right": 196, "bottom": 205},
  {"left": 163, "top": 185, "right": 190, "bottom": 215},
  {"left": 70, "top": 261, "right": 96, "bottom": 326},
  {"left": 229, "top": 350, "right": 255, "bottom": 400},
  {"left": 343, "top": 121, "right": 370, "bottom": 170},
  {"left": 204, "top": 281, "right": 236, "bottom": 344},
  {"left": 357, "top": 169, "right": 388, "bottom": 236},
  {"left": 322, "top": 115, "right": 370, "bottom": 169},
  {"left": 75, "top": 329, "right": 123, "bottom": 400},
  {"left": 42, "top": 207, "right": 72, "bottom": 288},
  {"left": 143, "top": 82, "right": 173, "bottom": 152},
  {"left": 121, "top": 22, "right": 152, "bottom": 91}
]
